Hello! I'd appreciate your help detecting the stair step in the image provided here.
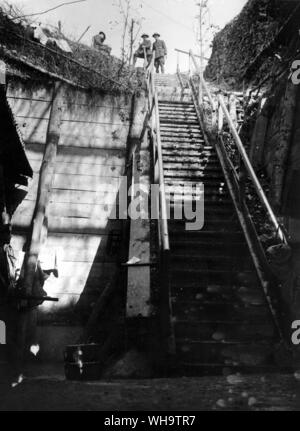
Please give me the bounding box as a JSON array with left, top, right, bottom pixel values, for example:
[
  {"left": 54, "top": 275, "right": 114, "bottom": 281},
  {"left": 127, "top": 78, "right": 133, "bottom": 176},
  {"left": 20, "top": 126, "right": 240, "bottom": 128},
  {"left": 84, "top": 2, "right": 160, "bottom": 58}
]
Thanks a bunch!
[
  {"left": 160, "top": 115, "right": 198, "bottom": 121},
  {"left": 160, "top": 121, "right": 200, "bottom": 126},
  {"left": 171, "top": 267, "right": 246, "bottom": 279},
  {"left": 161, "top": 121, "right": 199, "bottom": 127},
  {"left": 164, "top": 171, "right": 224, "bottom": 180},
  {"left": 162, "top": 142, "right": 211, "bottom": 149},
  {"left": 170, "top": 243, "right": 243, "bottom": 256},
  {"left": 177, "top": 199, "right": 232, "bottom": 208},
  {"left": 165, "top": 182, "right": 227, "bottom": 192},
  {"left": 176, "top": 340, "right": 275, "bottom": 366},
  {"left": 171, "top": 200, "right": 233, "bottom": 214},
  {"left": 162, "top": 145, "right": 206, "bottom": 153},
  {"left": 167, "top": 194, "right": 230, "bottom": 205},
  {"left": 165, "top": 178, "right": 225, "bottom": 187},
  {"left": 162, "top": 155, "right": 218, "bottom": 163},
  {"left": 163, "top": 152, "right": 216, "bottom": 160},
  {"left": 169, "top": 218, "right": 239, "bottom": 231},
  {"left": 159, "top": 103, "right": 195, "bottom": 108},
  {"left": 159, "top": 110, "right": 196, "bottom": 116},
  {"left": 163, "top": 152, "right": 212, "bottom": 160},
  {"left": 163, "top": 163, "right": 220, "bottom": 171},
  {"left": 159, "top": 102, "right": 194, "bottom": 107},
  {"left": 161, "top": 134, "right": 203, "bottom": 141},
  {"left": 162, "top": 139, "right": 205, "bottom": 145},
  {"left": 171, "top": 266, "right": 246, "bottom": 274},
  {"left": 171, "top": 254, "right": 240, "bottom": 271},
  {"left": 159, "top": 104, "right": 195, "bottom": 110},
  {"left": 172, "top": 299, "right": 269, "bottom": 321},
  {"left": 170, "top": 230, "right": 243, "bottom": 240},
  {"left": 159, "top": 110, "right": 197, "bottom": 115},
  {"left": 170, "top": 268, "right": 251, "bottom": 286},
  {"left": 171, "top": 201, "right": 232, "bottom": 213},
  {"left": 160, "top": 128, "right": 202, "bottom": 135},
  {"left": 174, "top": 319, "right": 276, "bottom": 342},
  {"left": 156, "top": 95, "right": 279, "bottom": 375},
  {"left": 168, "top": 204, "right": 232, "bottom": 218},
  {"left": 170, "top": 245, "right": 247, "bottom": 260},
  {"left": 160, "top": 113, "right": 198, "bottom": 118},
  {"left": 172, "top": 283, "right": 260, "bottom": 300},
  {"left": 172, "top": 285, "right": 265, "bottom": 301},
  {"left": 174, "top": 319, "right": 275, "bottom": 342},
  {"left": 160, "top": 127, "right": 202, "bottom": 135},
  {"left": 168, "top": 217, "right": 239, "bottom": 230},
  {"left": 171, "top": 225, "right": 240, "bottom": 235}
]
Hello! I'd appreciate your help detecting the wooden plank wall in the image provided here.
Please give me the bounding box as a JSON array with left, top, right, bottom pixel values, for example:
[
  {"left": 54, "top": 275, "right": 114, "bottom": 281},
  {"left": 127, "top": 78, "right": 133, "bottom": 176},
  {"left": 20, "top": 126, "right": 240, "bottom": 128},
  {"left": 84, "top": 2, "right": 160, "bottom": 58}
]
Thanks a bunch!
[{"left": 7, "top": 80, "right": 132, "bottom": 323}]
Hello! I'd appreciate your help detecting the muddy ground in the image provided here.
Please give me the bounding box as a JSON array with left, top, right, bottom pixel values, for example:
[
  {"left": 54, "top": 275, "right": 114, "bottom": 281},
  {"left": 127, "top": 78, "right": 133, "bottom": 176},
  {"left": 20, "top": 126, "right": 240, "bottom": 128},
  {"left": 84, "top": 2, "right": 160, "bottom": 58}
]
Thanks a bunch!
[{"left": 0, "top": 365, "right": 299, "bottom": 411}]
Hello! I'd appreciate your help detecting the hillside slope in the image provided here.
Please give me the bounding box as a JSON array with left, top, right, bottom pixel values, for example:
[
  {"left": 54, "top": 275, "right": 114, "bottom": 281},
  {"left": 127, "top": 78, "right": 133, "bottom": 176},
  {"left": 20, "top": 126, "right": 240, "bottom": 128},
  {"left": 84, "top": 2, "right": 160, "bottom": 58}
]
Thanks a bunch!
[
  {"left": 0, "top": 9, "right": 141, "bottom": 93},
  {"left": 205, "top": 0, "right": 300, "bottom": 89}
]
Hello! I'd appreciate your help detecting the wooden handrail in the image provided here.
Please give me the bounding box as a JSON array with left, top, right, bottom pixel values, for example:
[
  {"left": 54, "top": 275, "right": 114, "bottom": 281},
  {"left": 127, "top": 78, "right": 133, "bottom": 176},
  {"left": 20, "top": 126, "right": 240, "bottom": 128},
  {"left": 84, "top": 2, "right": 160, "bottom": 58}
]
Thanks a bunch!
[
  {"left": 186, "top": 48, "right": 288, "bottom": 245},
  {"left": 154, "top": 91, "right": 170, "bottom": 251},
  {"left": 217, "top": 95, "right": 286, "bottom": 243},
  {"left": 146, "top": 47, "right": 174, "bottom": 358},
  {"left": 175, "top": 48, "right": 209, "bottom": 61},
  {"left": 189, "top": 50, "right": 215, "bottom": 108},
  {"left": 146, "top": 54, "right": 170, "bottom": 252}
]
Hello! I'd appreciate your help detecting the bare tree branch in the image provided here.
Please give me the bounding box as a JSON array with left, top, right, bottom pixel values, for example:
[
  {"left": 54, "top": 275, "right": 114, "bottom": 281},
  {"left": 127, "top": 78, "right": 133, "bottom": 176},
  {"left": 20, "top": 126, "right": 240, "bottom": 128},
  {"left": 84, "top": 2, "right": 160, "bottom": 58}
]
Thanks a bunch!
[{"left": 9, "top": 0, "right": 87, "bottom": 21}]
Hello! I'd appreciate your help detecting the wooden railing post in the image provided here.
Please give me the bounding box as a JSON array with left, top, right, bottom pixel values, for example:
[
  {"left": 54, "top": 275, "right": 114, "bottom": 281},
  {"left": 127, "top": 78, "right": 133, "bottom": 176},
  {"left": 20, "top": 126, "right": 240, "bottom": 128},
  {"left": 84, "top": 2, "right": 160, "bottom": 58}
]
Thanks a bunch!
[
  {"left": 198, "top": 72, "right": 203, "bottom": 107},
  {"left": 0, "top": 60, "right": 6, "bottom": 85},
  {"left": 218, "top": 94, "right": 287, "bottom": 243},
  {"left": 17, "top": 81, "right": 63, "bottom": 367},
  {"left": 229, "top": 94, "right": 238, "bottom": 129},
  {"left": 22, "top": 81, "right": 63, "bottom": 297},
  {"left": 211, "top": 100, "right": 217, "bottom": 135},
  {"left": 218, "top": 101, "right": 224, "bottom": 134},
  {"left": 146, "top": 60, "right": 174, "bottom": 364}
]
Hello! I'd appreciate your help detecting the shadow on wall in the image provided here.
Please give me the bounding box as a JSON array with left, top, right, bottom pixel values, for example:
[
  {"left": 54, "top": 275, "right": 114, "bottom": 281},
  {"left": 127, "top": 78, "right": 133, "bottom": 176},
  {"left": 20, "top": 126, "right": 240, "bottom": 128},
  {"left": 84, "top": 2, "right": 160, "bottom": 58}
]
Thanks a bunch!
[{"left": 12, "top": 156, "right": 128, "bottom": 322}]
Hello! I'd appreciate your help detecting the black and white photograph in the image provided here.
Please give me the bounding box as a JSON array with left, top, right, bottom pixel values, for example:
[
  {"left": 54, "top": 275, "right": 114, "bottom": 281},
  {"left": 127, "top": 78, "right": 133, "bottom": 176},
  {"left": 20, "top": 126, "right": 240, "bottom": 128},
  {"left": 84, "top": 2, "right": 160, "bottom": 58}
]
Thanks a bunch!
[{"left": 0, "top": 0, "right": 300, "bottom": 413}]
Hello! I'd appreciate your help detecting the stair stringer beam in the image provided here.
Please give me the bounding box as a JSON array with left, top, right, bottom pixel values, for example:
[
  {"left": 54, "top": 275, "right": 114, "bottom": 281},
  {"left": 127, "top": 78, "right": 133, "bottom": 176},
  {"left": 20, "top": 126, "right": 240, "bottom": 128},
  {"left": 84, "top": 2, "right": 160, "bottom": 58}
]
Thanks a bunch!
[
  {"left": 214, "top": 138, "right": 287, "bottom": 347},
  {"left": 189, "top": 80, "right": 287, "bottom": 349}
]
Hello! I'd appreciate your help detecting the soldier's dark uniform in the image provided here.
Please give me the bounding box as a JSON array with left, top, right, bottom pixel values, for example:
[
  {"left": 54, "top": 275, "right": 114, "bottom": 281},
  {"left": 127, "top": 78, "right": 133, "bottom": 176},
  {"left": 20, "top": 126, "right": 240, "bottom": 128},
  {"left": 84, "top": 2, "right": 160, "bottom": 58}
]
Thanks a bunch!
[
  {"left": 93, "top": 32, "right": 106, "bottom": 50},
  {"left": 133, "top": 35, "right": 152, "bottom": 66},
  {"left": 153, "top": 34, "right": 167, "bottom": 74}
]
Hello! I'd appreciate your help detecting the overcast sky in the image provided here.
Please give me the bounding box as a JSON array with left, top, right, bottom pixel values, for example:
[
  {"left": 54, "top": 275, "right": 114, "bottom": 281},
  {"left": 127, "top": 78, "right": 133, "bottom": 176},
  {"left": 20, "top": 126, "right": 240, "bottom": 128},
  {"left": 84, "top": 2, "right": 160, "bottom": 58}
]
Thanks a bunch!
[{"left": 4, "top": 0, "right": 248, "bottom": 71}]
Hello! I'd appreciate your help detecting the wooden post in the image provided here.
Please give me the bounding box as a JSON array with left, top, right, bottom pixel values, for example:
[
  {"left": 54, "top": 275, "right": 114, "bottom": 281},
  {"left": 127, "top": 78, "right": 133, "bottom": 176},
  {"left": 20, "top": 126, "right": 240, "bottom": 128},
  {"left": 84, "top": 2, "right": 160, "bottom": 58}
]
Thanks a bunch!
[
  {"left": 17, "top": 81, "right": 63, "bottom": 367},
  {"left": 218, "top": 102, "right": 224, "bottom": 133},
  {"left": 22, "top": 81, "right": 63, "bottom": 296},
  {"left": 129, "top": 19, "right": 135, "bottom": 66},
  {"left": 0, "top": 62, "right": 7, "bottom": 226},
  {"left": 229, "top": 94, "right": 238, "bottom": 129},
  {"left": 198, "top": 1, "right": 204, "bottom": 105},
  {"left": 211, "top": 100, "right": 217, "bottom": 136},
  {"left": 0, "top": 60, "right": 6, "bottom": 85}
]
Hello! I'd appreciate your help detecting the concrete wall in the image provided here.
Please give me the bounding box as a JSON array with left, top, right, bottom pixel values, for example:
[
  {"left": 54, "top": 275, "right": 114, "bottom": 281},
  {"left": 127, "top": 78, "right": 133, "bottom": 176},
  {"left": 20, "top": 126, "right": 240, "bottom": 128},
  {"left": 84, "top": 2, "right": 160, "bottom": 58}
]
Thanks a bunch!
[{"left": 6, "top": 78, "right": 134, "bottom": 360}]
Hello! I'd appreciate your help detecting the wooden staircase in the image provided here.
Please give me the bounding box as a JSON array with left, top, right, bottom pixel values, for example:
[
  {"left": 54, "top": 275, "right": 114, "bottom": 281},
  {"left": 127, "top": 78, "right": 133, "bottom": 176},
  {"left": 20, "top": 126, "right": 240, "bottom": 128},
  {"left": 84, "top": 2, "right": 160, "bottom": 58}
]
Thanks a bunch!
[{"left": 155, "top": 75, "right": 281, "bottom": 376}]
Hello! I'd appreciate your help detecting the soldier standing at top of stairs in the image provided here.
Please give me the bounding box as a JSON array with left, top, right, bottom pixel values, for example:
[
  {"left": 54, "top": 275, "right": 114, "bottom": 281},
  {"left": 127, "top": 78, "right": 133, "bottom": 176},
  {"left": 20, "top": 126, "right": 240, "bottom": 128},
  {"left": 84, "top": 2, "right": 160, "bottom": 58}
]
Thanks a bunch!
[
  {"left": 153, "top": 33, "right": 167, "bottom": 74},
  {"left": 133, "top": 34, "right": 153, "bottom": 67}
]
